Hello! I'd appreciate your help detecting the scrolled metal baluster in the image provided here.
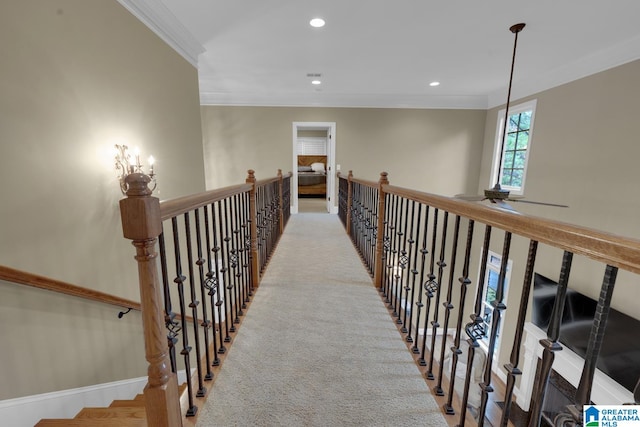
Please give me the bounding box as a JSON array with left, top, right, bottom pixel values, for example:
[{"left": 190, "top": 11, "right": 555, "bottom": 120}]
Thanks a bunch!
[
  {"left": 158, "top": 231, "right": 179, "bottom": 374},
  {"left": 400, "top": 199, "right": 417, "bottom": 332},
  {"left": 445, "top": 219, "right": 475, "bottom": 416},
  {"left": 384, "top": 194, "right": 398, "bottom": 303},
  {"left": 436, "top": 215, "right": 461, "bottom": 400},
  {"left": 412, "top": 204, "right": 429, "bottom": 353},
  {"left": 210, "top": 201, "right": 226, "bottom": 353},
  {"left": 419, "top": 207, "right": 438, "bottom": 367},
  {"left": 223, "top": 198, "right": 239, "bottom": 330},
  {"left": 394, "top": 197, "right": 408, "bottom": 324},
  {"left": 203, "top": 204, "right": 221, "bottom": 364},
  {"left": 217, "top": 200, "right": 232, "bottom": 343},
  {"left": 457, "top": 225, "right": 492, "bottom": 427},
  {"left": 194, "top": 208, "right": 214, "bottom": 382},
  {"left": 183, "top": 212, "right": 206, "bottom": 398},
  {"left": 427, "top": 211, "right": 449, "bottom": 383},
  {"left": 171, "top": 217, "right": 197, "bottom": 417},
  {"left": 498, "top": 239, "right": 538, "bottom": 427},
  {"left": 527, "top": 251, "right": 574, "bottom": 427},
  {"left": 231, "top": 194, "right": 243, "bottom": 318},
  {"left": 477, "top": 231, "right": 512, "bottom": 427},
  {"left": 405, "top": 203, "right": 423, "bottom": 343},
  {"left": 554, "top": 264, "right": 619, "bottom": 427}
]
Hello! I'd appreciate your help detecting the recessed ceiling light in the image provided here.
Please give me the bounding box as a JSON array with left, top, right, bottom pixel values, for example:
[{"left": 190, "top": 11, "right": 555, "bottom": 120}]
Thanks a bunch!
[
  {"left": 310, "top": 18, "right": 325, "bottom": 28},
  {"left": 311, "top": 80, "right": 322, "bottom": 85},
  {"left": 429, "top": 81, "right": 440, "bottom": 87}
]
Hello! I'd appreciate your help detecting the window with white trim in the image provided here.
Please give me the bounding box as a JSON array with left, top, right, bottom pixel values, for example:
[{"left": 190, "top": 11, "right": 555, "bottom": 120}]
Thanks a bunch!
[
  {"left": 491, "top": 99, "right": 537, "bottom": 196},
  {"left": 478, "top": 251, "right": 512, "bottom": 352}
]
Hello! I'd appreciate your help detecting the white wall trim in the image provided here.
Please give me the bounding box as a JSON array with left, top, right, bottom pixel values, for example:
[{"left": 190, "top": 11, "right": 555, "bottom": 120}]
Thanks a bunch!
[
  {"left": 0, "top": 370, "right": 191, "bottom": 427},
  {"left": 518, "top": 322, "right": 633, "bottom": 411},
  {"left": 117, "top": 0, "right": 205, "bottom": 67}
]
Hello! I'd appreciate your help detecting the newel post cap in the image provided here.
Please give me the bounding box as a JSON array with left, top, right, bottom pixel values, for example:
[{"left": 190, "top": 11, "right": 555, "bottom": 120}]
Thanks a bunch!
[
  {"left": 379, "top": 171, "right": 389, "bottom": 185},
  {"left": 246, "top": 169, "right": 256, "bottom": 184},
  {"left": 119, "top": 174, "right": 161, "bottom": 240}
]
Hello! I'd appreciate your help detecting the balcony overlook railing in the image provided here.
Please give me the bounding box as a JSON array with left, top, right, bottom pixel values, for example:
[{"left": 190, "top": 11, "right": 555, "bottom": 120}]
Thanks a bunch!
[
  {"left": 338, "top": 171, "right": 640, "bottom": 427},
  {"left": 119, "top": 169, "right": 291, "bottom": 427}
]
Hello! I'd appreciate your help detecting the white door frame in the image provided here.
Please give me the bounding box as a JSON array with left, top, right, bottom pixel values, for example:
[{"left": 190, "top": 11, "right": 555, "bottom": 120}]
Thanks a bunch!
[{"left": 291, "top": 122, "right": 337, "bottom": 214}]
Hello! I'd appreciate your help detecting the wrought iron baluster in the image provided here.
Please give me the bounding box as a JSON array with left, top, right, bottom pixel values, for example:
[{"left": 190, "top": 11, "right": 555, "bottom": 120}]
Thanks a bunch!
[
  {"left": 498, "top": 239, "right": 538, "bottom": 427},
  {"left": 222, "top": 198, "right": 239, "bottom": 330},
  {"left": 384, "top": 193, "right": 398, "bottom": 302},
  {"left": 419, "top": 207, "right": 439, "bottom": 367},
  {"left": 394, "top": 197, "right": 408, "bottom": 324},
  {"left": 435, "top": 214, "right": 461, "bottom": 399},
  {"left": 203, "top": 204, "right": 221, "bottom": 364},
  {"left": 217, "top": 200, "right": 232, "bottom": 343},
  {"left": 380, "top": 193, "right": 392, "bottom": 296},
  {"left": 406, "top": 203, "right": 423, "bottom": 343},
  {"left": 554, "top": 264, "right": 619, "bottom": 427},
  {"left": 381, "top": 193, "right": 393, "bottom": 301},
  {"left": 445, "top": 219, "right": 475, "bottom": 415},
  {"left": 412, "top": 205, "right": 430, "bottom": 353},
  {"left": 210, "top": 201, "right": 226, "bottom": 353},
  {"left": 183, "top": 212, "right": 206, "bottom": 398},
  {"left": 170, "top": 217, "right": 197, "bottom": 417},
  {"left": 427, "top": 211, "right": 449, "bottom": 382},
  {"left": 194, "top": 208, "right": 214, "bottom": 382},
  {"left": 477, "top": 231, "right": 512, "bottom": 427},
  {"left": 401, "top": 200, "right": 417, "bottom": 334},
  {"left": 527, "top": 250, "right": 573, "bottom": 427},
  {"left": 458, "top": 225, "right": 492, "bottom": 426},
  {"left": 389, "top": 195, "right": 402, "bottom": 312},
  {"left": 158, "top": 231, "right": 179, "bottom": 374},
  {"left": 230, "top": 194, "right": 242, "bottom": 320},
  {"left": 240, "top": 192, "right": 251, "bottom": 301}
]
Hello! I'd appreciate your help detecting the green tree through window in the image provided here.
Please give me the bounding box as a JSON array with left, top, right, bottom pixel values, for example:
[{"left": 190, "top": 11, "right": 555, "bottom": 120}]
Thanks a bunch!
[
  {"left": 493, "top": 99, "right": 536, "bottom": 194},
  {"left": 501, "top": 111, "right": 531, "bottom": 188}
]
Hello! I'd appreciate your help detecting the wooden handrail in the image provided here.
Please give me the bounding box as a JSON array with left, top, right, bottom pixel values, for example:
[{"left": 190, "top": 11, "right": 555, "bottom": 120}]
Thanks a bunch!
[
  {"left": 256, "top": 171, "right": 292, "bottom": 188},
  {"left": 160, "top": 183, "right": 252, "bottom": 221},
  {"left": 338, "top": 171, "right": 377, "bottom": 189},
  {"left": 382, "top": 183, "right": 640, "bottom": 274},
  {"left": 0, "top": 265, "right": 142, "bottom": 311}
]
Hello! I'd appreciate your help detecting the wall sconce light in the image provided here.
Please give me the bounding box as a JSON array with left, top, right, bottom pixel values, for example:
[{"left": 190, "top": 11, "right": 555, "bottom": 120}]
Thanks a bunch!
[{"left": 114, "top": 144, "right": 156, "bottom": 194}]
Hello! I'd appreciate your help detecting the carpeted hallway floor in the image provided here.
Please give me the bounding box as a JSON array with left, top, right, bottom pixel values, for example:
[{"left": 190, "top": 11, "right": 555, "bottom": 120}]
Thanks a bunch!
[{"left": 196, "top": 213, "right": 448, "bottom": 427}]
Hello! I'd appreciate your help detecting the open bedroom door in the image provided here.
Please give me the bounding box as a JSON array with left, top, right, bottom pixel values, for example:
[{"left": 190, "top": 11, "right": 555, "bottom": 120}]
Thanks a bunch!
[{"left": 292, "top": 122, "right": 337, "bottom": 215}]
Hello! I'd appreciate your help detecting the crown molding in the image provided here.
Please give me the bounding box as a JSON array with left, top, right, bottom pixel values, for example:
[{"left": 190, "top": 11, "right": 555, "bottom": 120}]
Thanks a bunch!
[
  {"left": 488, "top": 34, "right": 640, "bottom": 108},
  {"left": 199, "top": 91, "right": 489, "bottom": 110},
  {"left": 117, "top": 0, "right": 205, "bottom": 67}
]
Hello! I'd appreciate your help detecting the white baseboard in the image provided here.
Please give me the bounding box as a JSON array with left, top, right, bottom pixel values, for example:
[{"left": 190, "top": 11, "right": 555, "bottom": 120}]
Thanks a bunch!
[{"left": 0, "top": 370, "right": 190, "bottom": 427}]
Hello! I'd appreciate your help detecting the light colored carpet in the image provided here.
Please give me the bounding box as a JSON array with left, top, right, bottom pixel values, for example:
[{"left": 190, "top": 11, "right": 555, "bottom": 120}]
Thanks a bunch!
[
  {"left": 297, "top": 197, "right": 327, "bottom": 213},
  {"left": 196, "top": 213, "right": 447, "bottom": 427}
]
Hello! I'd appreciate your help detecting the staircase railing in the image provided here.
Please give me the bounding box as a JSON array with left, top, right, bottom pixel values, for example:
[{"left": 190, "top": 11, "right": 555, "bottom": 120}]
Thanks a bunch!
[
  {"left": 338, "top": 171, "right": 640, "bottom": 427},
  {"left": 119, "top": 169, "right": 290, "bottom": 427}
]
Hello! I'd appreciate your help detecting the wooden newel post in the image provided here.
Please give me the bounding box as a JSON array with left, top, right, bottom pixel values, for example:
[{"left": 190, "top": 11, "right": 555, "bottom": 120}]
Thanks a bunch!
[
  {"left": 346, "top": 170, "right": 353, "bottom": 235},
  {"left": 277, "top": 169, "right": 284, "bottom": 235},
  {"left": 246, "top": 170, "right": 261, "bottom": 288},
  {"left": 119, "top": 173, "right": 182, "bottom": 427},
  {"left": 373, "top": 172, "right": 389, "bottom": 290}
]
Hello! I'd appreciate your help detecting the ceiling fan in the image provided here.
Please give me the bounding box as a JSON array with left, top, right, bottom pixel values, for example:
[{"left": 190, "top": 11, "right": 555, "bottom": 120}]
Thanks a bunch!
[{"left": 455, "top": 23, "right": 568, "bottom": 211}]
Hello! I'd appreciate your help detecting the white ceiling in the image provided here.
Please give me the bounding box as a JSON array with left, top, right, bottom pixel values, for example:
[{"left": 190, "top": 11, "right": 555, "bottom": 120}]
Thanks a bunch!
[{"left": 123, "top": 0, "right": 640, "bottom": 109}]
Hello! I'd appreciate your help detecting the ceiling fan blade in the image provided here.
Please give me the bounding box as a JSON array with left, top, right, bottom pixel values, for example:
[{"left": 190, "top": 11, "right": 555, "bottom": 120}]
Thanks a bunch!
[
  {"left": 507, "top": 199, "right": 569, "bottom": 208},
  {"left": 495, "top": 200, "right": 516, "bottom": 211},
  {"left": 454, "top": 194, "right": 485, "bottom": 201}
]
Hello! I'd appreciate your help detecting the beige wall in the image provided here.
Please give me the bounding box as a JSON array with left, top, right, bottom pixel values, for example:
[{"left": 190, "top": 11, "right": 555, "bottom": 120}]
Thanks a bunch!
[
  {"left": 477, "top": 59, "right": 640, "bottom": 378},
  {"left": 201, "top": 106, "right": 487, "bottom": 197},
  {"left": 0, "top": 1, "right": 205, "bottom": 399}
]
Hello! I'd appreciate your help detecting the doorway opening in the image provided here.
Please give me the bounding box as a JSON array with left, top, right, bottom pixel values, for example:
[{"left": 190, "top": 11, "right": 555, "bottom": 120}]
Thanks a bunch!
[{"left": 291, "top": 122, "right": 337, "bottom": 214}]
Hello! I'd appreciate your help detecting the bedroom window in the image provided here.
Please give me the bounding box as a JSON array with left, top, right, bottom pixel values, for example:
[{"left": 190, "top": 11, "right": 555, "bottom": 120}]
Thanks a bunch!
[
  {"left": 297, "top": 137, "right": 327, "bottom": 155},
  {"left": 491, "top": 99, "right": 536, "bottom": 195}
]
